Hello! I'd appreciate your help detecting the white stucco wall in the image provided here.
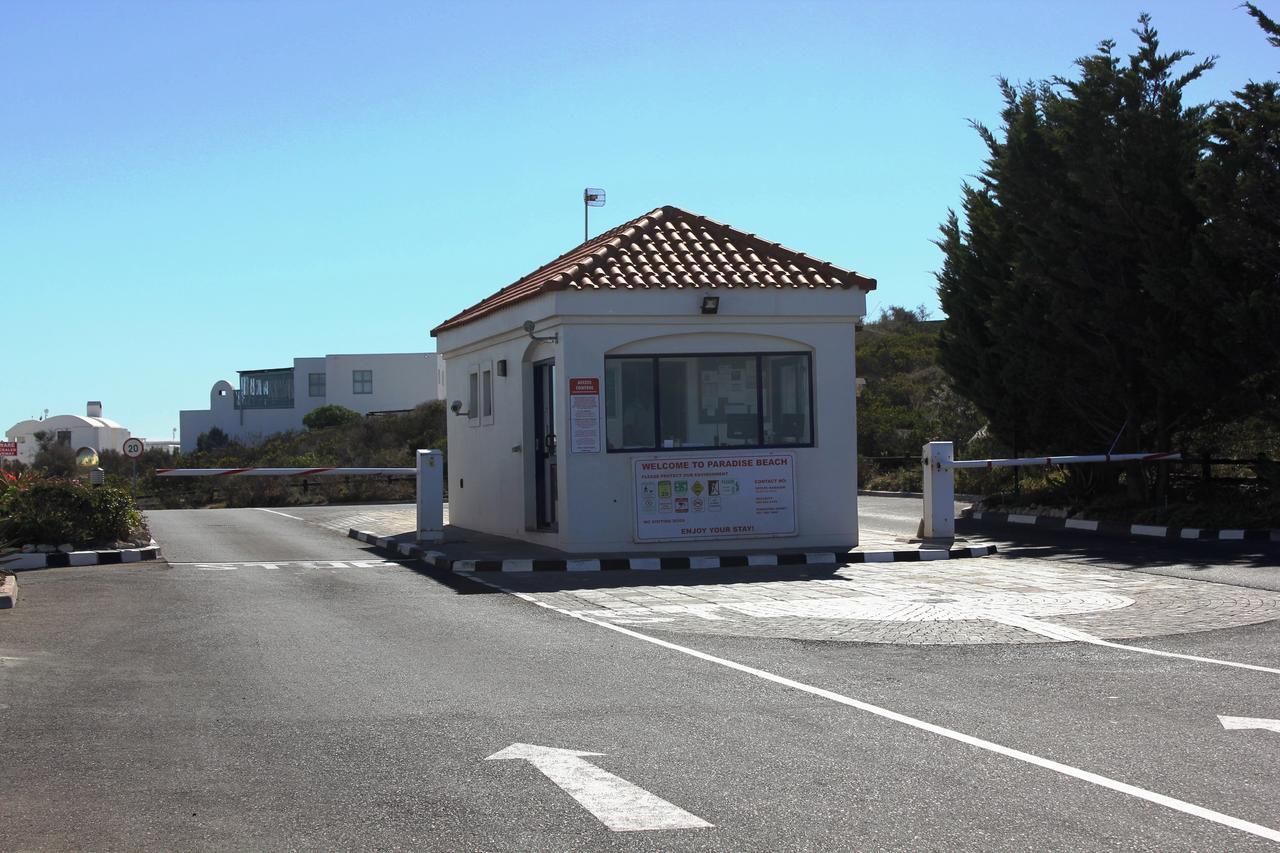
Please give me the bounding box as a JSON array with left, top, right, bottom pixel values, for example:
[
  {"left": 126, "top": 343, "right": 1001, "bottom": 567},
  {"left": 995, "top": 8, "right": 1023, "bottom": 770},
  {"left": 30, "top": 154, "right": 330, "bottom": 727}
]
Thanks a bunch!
[
  {"left": 5, "top": 414, "right": 132, "bottom": 464},
  {"left": 437, "top": 287, "right": 865, "bottom": 554},
  {"left": 324, "top": 353, "right": 439, "bottom": 414}
]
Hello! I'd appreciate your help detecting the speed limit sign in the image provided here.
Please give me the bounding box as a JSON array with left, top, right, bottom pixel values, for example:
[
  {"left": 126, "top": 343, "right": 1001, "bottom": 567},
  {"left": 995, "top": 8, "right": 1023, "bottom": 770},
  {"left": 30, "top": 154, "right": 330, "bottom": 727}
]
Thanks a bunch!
[{"left": 122, "top": 437, "right": 145, "bottom": 459}]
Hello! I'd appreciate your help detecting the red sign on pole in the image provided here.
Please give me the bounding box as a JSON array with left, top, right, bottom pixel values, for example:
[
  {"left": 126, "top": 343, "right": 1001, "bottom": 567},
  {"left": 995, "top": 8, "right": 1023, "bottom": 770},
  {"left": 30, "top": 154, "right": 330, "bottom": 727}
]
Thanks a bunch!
[{"left": 0, "top": 442, "right": 17, "bottom": 457}]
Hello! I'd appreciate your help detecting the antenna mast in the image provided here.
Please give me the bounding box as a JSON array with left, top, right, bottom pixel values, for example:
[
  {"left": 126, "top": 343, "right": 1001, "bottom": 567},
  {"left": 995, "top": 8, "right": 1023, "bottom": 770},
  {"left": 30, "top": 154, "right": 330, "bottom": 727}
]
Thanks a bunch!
[{"left": 583, "top": 188, "right": 605, "bottom": 242}]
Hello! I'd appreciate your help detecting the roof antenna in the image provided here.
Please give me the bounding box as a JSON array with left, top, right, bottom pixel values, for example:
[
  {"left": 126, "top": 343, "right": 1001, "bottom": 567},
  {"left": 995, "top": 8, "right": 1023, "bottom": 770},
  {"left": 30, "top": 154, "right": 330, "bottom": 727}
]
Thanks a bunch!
[{"left": 583, "top": 188, "right": 605, "bottom": 242}]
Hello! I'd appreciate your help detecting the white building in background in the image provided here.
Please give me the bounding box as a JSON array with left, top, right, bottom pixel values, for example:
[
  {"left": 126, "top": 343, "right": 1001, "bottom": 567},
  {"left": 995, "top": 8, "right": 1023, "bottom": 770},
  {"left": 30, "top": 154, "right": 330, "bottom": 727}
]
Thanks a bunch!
[
  {"left": 4, "top": 402, "right": 132, "bottom": 465},
  {"left": 179, "top": 353, "right": 445, "bottom": 453}
]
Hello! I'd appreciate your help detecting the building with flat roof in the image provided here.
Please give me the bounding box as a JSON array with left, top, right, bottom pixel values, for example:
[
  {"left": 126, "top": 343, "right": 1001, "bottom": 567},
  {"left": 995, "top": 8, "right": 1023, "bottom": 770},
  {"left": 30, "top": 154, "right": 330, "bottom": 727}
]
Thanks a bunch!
[
  {"left": 179, "top": 352, "right": 445, "bottom": 452},
  {"left": 432, "top": 205, "right": 874, "bottom": 554}
]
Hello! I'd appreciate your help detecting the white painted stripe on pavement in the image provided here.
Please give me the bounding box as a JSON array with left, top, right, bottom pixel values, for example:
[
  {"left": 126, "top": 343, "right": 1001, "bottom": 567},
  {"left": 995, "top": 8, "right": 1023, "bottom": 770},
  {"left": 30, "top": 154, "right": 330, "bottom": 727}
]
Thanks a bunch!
[
  {"left": 256, "top": 508, "right": 304, "bottom": 521},
  {"left": 984, "top": 612, "right": 1280, "bottom": 675},
  {"left": 493, "top": 585, "right": 1280, "bottom": 845}
]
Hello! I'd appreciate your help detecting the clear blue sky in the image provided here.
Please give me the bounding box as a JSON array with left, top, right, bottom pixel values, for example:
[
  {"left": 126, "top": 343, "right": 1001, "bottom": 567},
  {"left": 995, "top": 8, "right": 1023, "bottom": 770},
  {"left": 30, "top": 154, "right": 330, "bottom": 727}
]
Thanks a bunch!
[{"left": 2, "top": 1, "right": 1275, "bottom": 441}]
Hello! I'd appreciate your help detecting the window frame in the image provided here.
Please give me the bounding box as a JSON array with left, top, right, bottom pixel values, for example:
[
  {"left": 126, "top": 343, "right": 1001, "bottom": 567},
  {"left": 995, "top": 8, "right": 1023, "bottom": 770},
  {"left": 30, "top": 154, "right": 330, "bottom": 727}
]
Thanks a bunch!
[
  {"left": 467, "top": 367, "right": 481, "bottom": 427},
  {"left": 352, "top": 369, "right": 373, "bottom": 395},
  {"left": 481, "top": 361, "right": 494, "bottom": 425},
  {"left": 604, "top": 350, "right": 815, "bottom": 453},
  {"left": 308, "top": 372, "right": 326, "bottom": 397}
]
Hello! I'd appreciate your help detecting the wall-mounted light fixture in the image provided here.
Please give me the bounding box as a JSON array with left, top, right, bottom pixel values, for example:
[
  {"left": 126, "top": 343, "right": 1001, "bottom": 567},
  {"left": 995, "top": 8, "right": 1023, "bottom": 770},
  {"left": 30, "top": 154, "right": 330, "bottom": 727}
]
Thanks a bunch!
[
  {"left": 700, "top": 296, "right": 720, "bottom": 315},
  {"left": 450, "top": 400, "right": 468, "bottom": 417},
  {"left": 522, "top": 320, "right": 559, "bottom": 344}
]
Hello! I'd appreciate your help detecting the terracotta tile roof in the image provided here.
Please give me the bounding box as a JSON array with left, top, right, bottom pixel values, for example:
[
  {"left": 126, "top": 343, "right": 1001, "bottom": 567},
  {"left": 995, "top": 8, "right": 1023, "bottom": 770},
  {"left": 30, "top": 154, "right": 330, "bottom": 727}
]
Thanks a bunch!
[{"left": 430, "top": 205, "right": 876, "bottom": 336}]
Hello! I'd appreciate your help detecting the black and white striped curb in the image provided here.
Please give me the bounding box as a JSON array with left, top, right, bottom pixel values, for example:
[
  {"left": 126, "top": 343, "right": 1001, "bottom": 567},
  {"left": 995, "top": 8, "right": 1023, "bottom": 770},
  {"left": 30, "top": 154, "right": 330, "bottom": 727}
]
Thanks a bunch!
[
  {"left": 0, "top": 542, "right": 162, "bottom": 571},
  {"left": 965, "top": 510, "right": 1280, "bottom": 543},
  {"left": 348, "top": 528, "right": 997, "bottom": 572}
]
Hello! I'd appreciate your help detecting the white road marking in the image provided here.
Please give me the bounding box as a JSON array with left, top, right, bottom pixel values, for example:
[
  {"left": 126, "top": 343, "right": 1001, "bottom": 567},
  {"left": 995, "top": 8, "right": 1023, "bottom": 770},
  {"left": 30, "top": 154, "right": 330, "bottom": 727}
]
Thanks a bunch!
[
  {"left": 254, "top": 508, "right": 304, "bottom": 521},
  {"left": 986, "top": 612, "right": 1280, "bottom": 675},
  {"left": 486, "top": 743, "right": 712, "bottom": 832},
  {"left": 173, "top": 560, "right": 398, "bottom": 571},
  {"left": 479, "top": 578, "right": 1280, "bottom": 844},
  {"left": 1219, "top": 715, "right": 1280, "bottom": 735}
]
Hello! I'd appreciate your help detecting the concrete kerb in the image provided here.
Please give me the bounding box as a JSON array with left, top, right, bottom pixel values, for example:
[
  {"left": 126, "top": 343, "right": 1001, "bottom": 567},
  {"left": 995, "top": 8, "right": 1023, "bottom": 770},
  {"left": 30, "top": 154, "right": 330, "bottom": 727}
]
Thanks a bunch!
[
  {"left": 964, "top": 509, "right": 1280, "bottom": 544},
  {"left": 0, "top": 541, "right": 162, "bottom": 571},
  {"left": 0, "top": 571, "right": 17, "bottom": 609},
  {"left": 347, "top": 528, "right": 998, "bottom": 573}
]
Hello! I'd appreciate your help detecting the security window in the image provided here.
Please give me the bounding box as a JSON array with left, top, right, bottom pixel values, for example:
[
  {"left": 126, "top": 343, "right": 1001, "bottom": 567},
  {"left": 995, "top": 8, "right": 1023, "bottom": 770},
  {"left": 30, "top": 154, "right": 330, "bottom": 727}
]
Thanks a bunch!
[
  {"left": 605, "top": 352, "right": 812, "bottom": 452},
  {"left": 308, "top": 373, "right": 326, "bottom": 397},
  {"left": 353, "top": 370, "right": 373, "bottom": 395}
]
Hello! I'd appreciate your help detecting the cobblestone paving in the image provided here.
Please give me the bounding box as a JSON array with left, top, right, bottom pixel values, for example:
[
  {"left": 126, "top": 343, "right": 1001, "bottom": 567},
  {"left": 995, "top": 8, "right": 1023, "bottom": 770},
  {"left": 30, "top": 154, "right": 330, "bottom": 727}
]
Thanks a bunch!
[
  {"left": 290, "top": 503, "right": 1280, "bottom": 645},
  {"left": 484, "top": 558, "right": 1280, "bottom": 645}
]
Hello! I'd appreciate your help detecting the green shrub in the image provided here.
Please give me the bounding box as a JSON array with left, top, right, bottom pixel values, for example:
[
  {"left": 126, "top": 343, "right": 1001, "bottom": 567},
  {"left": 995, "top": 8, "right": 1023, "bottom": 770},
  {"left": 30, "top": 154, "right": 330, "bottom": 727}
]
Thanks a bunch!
[
  {"left": 303, "top": 405, "right": 361, "bottom": 430},
  {"left": 0, "top": 479, "right": 142, "bottom": 545}
]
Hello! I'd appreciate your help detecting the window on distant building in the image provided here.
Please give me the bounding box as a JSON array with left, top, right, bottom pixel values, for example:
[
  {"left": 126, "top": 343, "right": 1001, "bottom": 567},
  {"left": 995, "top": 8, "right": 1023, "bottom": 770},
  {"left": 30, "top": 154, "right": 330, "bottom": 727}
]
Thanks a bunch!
[
  {"left": 353, "top": 370, "right": 373, "bottom": 395},
  {"left": 309, "top": 373, "right": 326, "bottom": 397},
  {"left": 55, "top": 430, "right": 72, "bottom": 446},
  {"left": 604, "top": 352, "right": 813, "bottom": 452}
]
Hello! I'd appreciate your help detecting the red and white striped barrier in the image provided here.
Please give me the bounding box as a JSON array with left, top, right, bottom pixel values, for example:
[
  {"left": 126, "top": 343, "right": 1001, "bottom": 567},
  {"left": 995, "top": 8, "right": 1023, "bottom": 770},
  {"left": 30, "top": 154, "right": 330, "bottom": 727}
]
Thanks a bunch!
[
  {"left": 922, "top": 442, "right": 1181, "bottom": 539},
  {"left": 155, "top": 467, "right": 413, "bottom": 477},
  {"left": 154, "top": 450, "right": 445, "bottom": 544},
  {"left": 950, "top": 451, "right": 1180, "bottom": 470}
]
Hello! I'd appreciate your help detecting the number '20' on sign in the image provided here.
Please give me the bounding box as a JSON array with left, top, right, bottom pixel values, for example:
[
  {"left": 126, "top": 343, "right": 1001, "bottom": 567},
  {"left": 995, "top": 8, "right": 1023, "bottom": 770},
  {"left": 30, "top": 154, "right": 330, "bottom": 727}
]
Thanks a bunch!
[{"left": 122, "top": 438, "right": 145, "bottom": 459}]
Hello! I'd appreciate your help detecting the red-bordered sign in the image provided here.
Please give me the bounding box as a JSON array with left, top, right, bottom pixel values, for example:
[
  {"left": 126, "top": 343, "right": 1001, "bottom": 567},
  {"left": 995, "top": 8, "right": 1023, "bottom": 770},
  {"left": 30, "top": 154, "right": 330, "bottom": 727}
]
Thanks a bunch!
[
  {"left": 0, "top": 441, "right": 17, "bottom": 457},
  {"left": 122, "top": 437, "right": 146, "bottom": 459},
  {"left": 569, "top": 377, "right": 599, "bottom": 395}
]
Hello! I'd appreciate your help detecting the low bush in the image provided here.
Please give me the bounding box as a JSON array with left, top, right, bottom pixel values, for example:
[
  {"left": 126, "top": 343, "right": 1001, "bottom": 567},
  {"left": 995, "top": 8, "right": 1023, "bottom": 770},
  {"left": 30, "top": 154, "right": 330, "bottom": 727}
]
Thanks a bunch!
[{"left": 0, "top": 478, "right": 143, "bottom": 546}]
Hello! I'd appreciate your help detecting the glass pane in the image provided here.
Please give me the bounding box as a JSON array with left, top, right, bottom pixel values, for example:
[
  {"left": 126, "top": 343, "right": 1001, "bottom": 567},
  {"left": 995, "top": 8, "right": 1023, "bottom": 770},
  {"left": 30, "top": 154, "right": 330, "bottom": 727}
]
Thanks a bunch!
[
  {"left": 762, "top": 354, "right": 812, "bottom": 445},
  {"left": 482, "top": 370, "right": 493, "bottom": 417},
  {"left": 659, "top": 355, "right": 757, "bottom": 448},
  {"left": 468, "top": 372, "right": 479, "bottom": 416},
  {"left": 605, "top": 358, "right": 655, "bottom": 450}
]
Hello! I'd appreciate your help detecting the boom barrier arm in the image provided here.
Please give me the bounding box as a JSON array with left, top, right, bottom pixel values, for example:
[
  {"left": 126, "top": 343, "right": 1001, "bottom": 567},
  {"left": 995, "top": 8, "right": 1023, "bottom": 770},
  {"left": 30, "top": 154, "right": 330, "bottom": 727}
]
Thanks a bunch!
[
  {"left": 921, "top": 442, "right": 1181, "bottom": 539},
  {"left": 155, "top": 450, "right": 446, "bottom": 544}
]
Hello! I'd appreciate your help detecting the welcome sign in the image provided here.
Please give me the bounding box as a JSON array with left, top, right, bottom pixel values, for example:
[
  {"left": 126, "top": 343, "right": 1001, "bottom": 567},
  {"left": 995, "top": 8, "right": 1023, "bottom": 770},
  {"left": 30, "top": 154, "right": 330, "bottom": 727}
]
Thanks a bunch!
[{"left": 632, "top": 452, "right": 796, "bottom": 542}]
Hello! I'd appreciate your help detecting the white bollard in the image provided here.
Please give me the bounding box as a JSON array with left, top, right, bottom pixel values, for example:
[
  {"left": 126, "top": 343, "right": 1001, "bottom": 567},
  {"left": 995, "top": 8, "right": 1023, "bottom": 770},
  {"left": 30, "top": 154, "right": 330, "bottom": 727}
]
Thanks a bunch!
[
  {"left": 922, "top": 441, "right": 955, "bottom": 539},
  {"left": 416, "top": 449, "right": 445, "bottom": 543}
]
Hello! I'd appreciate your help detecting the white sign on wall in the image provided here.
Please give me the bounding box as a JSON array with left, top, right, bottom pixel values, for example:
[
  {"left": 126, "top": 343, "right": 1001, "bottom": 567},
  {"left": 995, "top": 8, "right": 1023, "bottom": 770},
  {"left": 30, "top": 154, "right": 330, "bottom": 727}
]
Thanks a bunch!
[
  {"left": 633, "top": 453, "right": 796, "bottom": 542},
  {"left": 569, "top": 377, "right": 601, "bottom": 453}
]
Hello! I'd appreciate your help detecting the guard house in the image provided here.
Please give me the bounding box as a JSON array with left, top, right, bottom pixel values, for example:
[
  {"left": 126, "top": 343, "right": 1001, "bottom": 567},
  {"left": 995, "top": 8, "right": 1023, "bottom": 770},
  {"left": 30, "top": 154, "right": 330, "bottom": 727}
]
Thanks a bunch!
[{"left": 431, "top": 206, "right": 875, "bottom": 554}]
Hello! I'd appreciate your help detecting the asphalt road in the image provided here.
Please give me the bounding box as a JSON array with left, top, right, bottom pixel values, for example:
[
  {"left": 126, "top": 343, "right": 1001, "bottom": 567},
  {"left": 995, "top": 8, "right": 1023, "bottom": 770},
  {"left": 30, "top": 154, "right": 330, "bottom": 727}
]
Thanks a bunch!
[{"left": 1, "top": 504, "right": 1278, "bottom": 850}]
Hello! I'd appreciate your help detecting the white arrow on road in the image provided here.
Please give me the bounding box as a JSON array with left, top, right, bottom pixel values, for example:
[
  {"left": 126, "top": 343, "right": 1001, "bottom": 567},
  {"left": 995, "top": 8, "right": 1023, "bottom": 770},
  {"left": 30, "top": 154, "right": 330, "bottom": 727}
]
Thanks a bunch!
[
  {"left": 1219, "top": 715, "right": 1280, "bottom": 735},
  {"left": 486, "top": 743, "right": 712, "bottom": 832}
]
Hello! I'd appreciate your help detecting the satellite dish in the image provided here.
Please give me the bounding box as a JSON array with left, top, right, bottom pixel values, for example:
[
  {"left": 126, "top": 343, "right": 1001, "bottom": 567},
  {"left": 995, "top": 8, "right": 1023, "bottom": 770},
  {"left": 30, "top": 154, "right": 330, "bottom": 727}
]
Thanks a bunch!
[{"left": 583, "top": 188, "right": 606, "bottom": 207}]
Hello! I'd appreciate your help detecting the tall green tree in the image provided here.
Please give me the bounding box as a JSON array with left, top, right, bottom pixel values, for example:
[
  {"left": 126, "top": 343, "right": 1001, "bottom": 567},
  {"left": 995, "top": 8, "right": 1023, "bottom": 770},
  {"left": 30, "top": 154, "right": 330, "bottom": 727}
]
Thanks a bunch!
[{"left": 937, "top": 13, "right": 1280, "bottom": 480}]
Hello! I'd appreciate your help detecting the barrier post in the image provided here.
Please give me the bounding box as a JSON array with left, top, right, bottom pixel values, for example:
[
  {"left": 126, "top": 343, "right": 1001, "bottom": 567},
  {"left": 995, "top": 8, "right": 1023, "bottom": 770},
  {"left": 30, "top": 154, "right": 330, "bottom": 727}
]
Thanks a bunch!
[
  {"left": 417, "top": 449, "right": 445, "bottom": 543},
  {"left": 922, "top": 441, "right": 955, "bottom": 539}
]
